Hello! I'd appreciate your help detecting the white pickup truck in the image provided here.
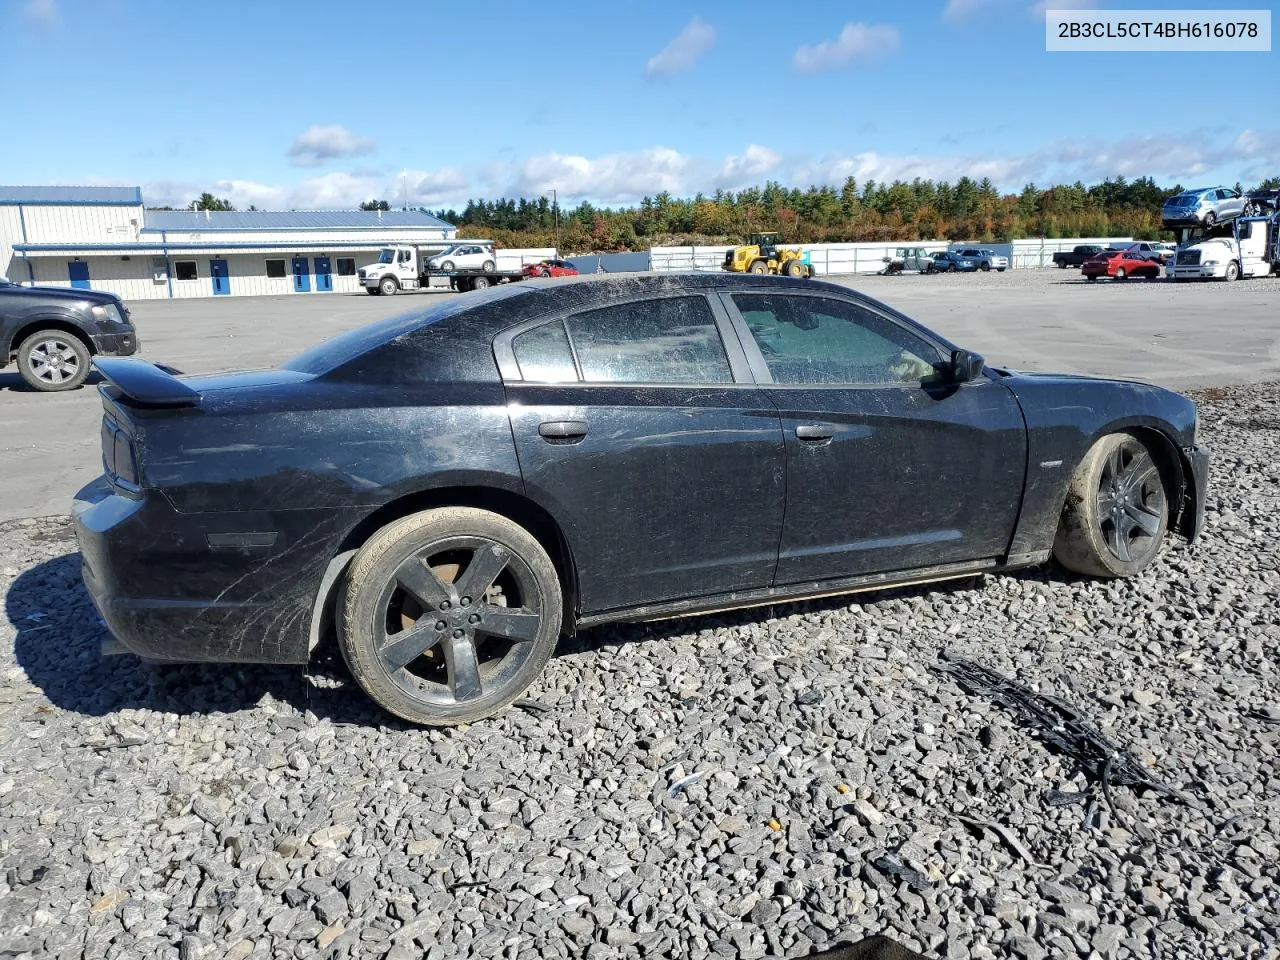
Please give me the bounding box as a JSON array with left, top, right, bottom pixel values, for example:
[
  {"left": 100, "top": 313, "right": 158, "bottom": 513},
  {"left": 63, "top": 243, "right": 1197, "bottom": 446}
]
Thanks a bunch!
[{"left": 1169, "top": 215, "right": 1279, "bottom": 281}]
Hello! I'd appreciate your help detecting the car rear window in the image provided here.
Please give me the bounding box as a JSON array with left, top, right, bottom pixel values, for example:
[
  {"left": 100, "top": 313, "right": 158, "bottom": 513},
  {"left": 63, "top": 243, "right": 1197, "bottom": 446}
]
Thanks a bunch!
[
  {"left": 565, "top": 296, "right": 732, "bottom": 384},
  {"left": 283, "top": 295, "right": 514, "bottom": 383}
]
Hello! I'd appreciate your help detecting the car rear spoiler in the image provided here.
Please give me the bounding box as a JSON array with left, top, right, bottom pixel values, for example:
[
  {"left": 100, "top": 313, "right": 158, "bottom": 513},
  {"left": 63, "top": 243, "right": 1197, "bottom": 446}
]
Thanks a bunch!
[{"left": 93, "top": 358, "right": 201, "bottom": 407}]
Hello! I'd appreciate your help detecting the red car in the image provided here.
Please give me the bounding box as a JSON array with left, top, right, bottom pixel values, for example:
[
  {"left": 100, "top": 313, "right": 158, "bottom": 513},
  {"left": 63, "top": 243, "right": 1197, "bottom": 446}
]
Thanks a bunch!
[
  {"left": 1081, "top": 249, "right": 1162, "bottom": 281},
  {"left": 522, "top": 259, "right": 579, "bottom": 278}
]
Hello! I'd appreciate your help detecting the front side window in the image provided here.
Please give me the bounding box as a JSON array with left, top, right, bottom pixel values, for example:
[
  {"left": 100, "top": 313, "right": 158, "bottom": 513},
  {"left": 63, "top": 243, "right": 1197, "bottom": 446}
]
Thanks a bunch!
[
  {"left": 513, "top": 321, "right": 577, "bottom": 382},
  {"left": 174, "top": 261, "right": 198, "bottom": 281},
  {"left": 566, "top": 296, "right": 732, "bottom": 384},
  {"left": 731, "top": 294, "right": 942, "bottom": 386},
  {"left": 336, "top": 258, "right": 356, "bottom": 276}
]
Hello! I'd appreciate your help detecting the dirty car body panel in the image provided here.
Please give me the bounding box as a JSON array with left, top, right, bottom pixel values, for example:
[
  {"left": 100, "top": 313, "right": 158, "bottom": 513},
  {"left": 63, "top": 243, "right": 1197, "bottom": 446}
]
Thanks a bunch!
[{"left": 72, "top": 274, "right": 1208, "bottom": 665}]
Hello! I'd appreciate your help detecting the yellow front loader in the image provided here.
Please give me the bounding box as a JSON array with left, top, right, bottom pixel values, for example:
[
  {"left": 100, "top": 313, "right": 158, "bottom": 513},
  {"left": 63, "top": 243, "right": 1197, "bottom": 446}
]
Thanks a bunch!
[{"left": 721, "top": 232, "right": 814, "bottom": 278}]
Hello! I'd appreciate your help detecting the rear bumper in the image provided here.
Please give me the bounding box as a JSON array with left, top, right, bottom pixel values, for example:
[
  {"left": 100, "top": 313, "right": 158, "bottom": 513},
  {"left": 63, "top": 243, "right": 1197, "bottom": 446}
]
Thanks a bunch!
[
  {"left": 72, "top": 477, "right": 318, "bottom": 664},
  {"left": 1181, "top": 444, "right": 1210, "bottom": 542}
]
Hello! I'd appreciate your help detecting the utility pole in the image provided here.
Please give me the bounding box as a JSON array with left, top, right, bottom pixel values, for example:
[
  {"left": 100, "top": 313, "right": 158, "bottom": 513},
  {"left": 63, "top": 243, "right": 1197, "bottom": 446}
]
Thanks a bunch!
[
  {"left": 549, "top": 188, "right": 559, "bottom": 255},
  {"left": 402, "top": 169, "right": 408, "bottom": 211}
]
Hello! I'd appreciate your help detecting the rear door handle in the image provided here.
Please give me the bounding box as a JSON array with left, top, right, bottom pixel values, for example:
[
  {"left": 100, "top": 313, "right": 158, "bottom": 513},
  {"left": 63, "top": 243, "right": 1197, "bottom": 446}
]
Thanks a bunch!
[
  {"left": 795, "top": 424, "right": 836, "bottom": 442},
  {"left": 538, "top": 420, "right": 588, "bottom": 442}
]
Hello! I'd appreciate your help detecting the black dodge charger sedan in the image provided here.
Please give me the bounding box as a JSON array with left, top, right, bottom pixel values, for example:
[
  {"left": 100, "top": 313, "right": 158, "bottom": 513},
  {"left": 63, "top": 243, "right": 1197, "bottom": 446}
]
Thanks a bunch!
[{"left": 74, "top": 274, "right": 1208, "bottom": 725}]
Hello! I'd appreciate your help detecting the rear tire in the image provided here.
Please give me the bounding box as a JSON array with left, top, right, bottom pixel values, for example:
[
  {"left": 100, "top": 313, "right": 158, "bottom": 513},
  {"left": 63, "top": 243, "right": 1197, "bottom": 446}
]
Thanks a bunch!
[
  {"left": 338, "top": 508, "right": 562, "bottom": 726},
  {"left": 482, "top": 260, "right": 496, "bottom": 273},
  {"left": 1052, "top": 432, "right": 1168, "bottom": 578},
  {"left": 17, "top": 330, "right": 91, "bottom": 392},
  {"left": 749, "top": 260, "right": 768, "bottom": 275},
  {"left": 1115, "top": 268, "right": 1127, "bottom": 280},
  {"left": 980, "top": 262, "right": 990, "bottom": 272},
  {"left": 470, "top": 275, "right": 491, "bottom": 290},
  {"left": 379, "top": 276, "right": 399, "bottom": 296}
]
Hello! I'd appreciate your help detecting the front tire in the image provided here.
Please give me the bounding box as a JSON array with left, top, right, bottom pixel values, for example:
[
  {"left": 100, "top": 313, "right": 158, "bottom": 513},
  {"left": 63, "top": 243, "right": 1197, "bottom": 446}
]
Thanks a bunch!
[
  {"left": 440, "top": 260, "right": 456, "bottom": 272},
  {"left": 379, "top": 276, "right": 400, "bottom": 296},
  {"left": 1225, "top": 260, "right": 1240, "bottom": 281},
  {"left": 1053, "top": 432, "right": 1168, "bottom": 578},
  {"left": 338, "top": 508, "right": 562, "bottom": 726},
  {"left": 18, "top": 330, "right": 91, "bottom": 392}
]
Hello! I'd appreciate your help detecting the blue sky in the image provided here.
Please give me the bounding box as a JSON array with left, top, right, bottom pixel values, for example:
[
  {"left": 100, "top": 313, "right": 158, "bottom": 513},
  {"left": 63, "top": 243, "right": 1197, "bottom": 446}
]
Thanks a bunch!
[{"left": 2, "top": 0, "right": 1275, "bottom": 209}]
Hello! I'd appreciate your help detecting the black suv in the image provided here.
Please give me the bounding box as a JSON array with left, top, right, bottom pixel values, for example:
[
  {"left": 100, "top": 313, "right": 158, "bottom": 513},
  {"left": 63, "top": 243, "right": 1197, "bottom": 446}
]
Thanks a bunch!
[{"left": 0, "top": 277, "right": 138, "bottom": 391}]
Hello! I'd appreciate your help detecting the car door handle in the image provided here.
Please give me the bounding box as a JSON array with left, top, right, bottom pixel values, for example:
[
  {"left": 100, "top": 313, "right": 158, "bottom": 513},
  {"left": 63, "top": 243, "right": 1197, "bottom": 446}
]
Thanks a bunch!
[
  {"left": 795, "top": 424, "right": 836, "bottom": 442},
  {"left": 538, "top": 420, "right": 588, "bottom": 442}
]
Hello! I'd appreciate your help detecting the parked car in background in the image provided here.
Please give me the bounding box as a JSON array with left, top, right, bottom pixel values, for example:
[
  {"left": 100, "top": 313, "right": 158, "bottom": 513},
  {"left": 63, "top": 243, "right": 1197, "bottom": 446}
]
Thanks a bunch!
[
  {"left": 1082, "top": 249, "right": 1163, "bottom": 281},
  {"left": 955, "top": 248, "right": 1009, "bottom": 272},
  {"left": 881, "top": 248, "right": 936, "bottom": 274},
  {"left": 522, "top": 259, "right": 579, "bottom": 279},
  {"left": 930, "top": 250, "right": 979, "bottom": 272},
  {"left": 74, "top": 273, "right": 1207, "bottom": 726},
  {"left": 1244, "top": 188, "right": 1280, "bottom": 215},
  {"left": 1161, "top": 187, "right": 1247, "bottom": 228},
  {"left": 1052, "top": 245, "right": 1105, "bottom": 268},
  {"left": 1124, "top": 241, "right": 1177, "bottom": 264},
  {"left": 0, "top": 277, "right": 138, "bottom": 391},
  {"left": 425, "top": 243, "right": 497, "bottom": 273}
]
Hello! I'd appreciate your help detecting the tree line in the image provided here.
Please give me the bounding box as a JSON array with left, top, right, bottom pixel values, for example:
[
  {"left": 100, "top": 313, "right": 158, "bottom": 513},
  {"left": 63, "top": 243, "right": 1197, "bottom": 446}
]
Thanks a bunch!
[
  {"left": 416, "top": 174, "right": 1278, "bottom": 252},
  {"left": 160, "top": 174, "right": 1279, "bottom": 252}
]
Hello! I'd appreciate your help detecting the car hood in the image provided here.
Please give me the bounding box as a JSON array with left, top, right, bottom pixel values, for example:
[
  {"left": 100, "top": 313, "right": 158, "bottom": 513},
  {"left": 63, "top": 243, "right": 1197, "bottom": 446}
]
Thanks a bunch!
[{"left": 2, "top": 284, "right": 123, "bottom": 306}]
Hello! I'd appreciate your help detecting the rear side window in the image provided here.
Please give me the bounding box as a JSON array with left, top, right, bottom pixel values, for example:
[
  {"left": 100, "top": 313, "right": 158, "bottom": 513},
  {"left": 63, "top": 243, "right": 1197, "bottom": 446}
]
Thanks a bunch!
[
  {"left": 565, "top": 296, "right": 731, "bottom": 384},
  {"left": 513, "top": 322, "right": 576, "bottom": 382}
]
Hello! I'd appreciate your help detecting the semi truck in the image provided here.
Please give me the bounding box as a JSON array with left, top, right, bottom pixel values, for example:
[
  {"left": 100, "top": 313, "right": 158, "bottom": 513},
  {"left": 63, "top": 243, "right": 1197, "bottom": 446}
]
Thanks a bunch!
[
  {"left": 357, "top": 242, "right": 528, "bottom": 294},
  {"left": 1170, "top": 214, "right": 1280, "bottom": 281}
]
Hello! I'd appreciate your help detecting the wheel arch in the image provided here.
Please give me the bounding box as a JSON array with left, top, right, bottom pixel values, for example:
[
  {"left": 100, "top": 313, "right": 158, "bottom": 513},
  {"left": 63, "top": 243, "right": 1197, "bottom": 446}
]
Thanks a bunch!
[
  {"left": 6, "top": 317, "right": 95, "bottom": 360},
  {"left": 307, "top": 483, "right": 582, "bottom": 654},
  {"left": 1078, "top": 419, "right": 1192, "bottom": 539}
]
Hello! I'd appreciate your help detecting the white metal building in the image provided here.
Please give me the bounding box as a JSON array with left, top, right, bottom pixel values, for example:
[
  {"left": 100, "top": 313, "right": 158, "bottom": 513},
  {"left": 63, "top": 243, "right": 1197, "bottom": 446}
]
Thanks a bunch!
[{"left": 0, "top": 185, "right": 459, "bottom": 300}]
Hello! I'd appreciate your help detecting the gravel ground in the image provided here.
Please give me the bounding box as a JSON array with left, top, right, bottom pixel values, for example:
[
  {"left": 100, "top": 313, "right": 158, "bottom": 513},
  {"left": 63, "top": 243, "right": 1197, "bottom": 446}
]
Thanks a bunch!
[{"left": 1, "top": 383, "right": 1278, "bottom": 960}]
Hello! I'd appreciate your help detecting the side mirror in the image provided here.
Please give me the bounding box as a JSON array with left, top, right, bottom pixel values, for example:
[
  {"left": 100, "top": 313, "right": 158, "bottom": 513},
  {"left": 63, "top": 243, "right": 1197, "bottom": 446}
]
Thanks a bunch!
[{"left": 950, "top": 348, "right": 985, "bottom": 382}]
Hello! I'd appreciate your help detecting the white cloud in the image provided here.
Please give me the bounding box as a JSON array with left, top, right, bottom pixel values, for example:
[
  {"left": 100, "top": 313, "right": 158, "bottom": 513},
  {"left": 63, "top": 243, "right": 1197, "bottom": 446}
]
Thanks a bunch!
[
  {"left": 287, "top": 125, "right": 376, "bottom": 167},
  {"left": 502, "top": 147, "right": 698, "bottom": 203},
  {"left": 132, "top": 127, "right": 1276, "bottom": 214},
  {"left": 716, "top": 145, "right": 783, "bottom": 190},
  {"left": 142, "top": 167, "right": 471, "bottom": 211},
  {"left": 645, "top": 18, "right": 716, "bottom": 78},
  {"left": 943, "top": 0, "right": 991, "bottom": 22},
  {"left": 793, "top": 22, "right": 900, "bottom": 73},
  {"left": 22, "top": 0, "right": 59, "bottom": 30}
]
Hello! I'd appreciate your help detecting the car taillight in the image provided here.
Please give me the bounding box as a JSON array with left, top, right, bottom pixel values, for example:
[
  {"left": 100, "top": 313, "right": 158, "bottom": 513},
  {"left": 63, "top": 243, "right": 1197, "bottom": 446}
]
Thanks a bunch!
[{"left": 102, "top": 414, "right": 140, "bottom": 491}]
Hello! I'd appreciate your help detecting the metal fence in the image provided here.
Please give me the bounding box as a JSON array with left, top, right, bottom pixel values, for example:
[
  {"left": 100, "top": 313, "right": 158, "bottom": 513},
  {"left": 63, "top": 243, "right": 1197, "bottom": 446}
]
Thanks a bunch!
[{"left": 649, "top": 236, "right": 1136, "bottom": 274}]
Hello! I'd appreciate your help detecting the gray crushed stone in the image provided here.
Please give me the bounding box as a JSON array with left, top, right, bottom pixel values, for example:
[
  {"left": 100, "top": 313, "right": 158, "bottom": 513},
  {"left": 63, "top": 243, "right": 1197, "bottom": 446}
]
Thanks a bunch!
[{"left": 0, "top": 382, "right": 1277, "bottom": 960}]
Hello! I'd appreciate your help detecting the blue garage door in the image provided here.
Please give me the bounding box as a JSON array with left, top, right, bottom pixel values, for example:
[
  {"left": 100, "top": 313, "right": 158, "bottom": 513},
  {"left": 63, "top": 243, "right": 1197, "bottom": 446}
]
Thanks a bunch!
[
  {"left": 292, "top": 256, "right": 311, "bottom": 293},
  {"left": 68, "top": 261, "right": 90, "bottom": 289},
  {"left": 210, "top": 259, "right": 230, "bottom": 295},
  {"left": 314, "top": 256, "right": 332, "bottom": 293}
]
